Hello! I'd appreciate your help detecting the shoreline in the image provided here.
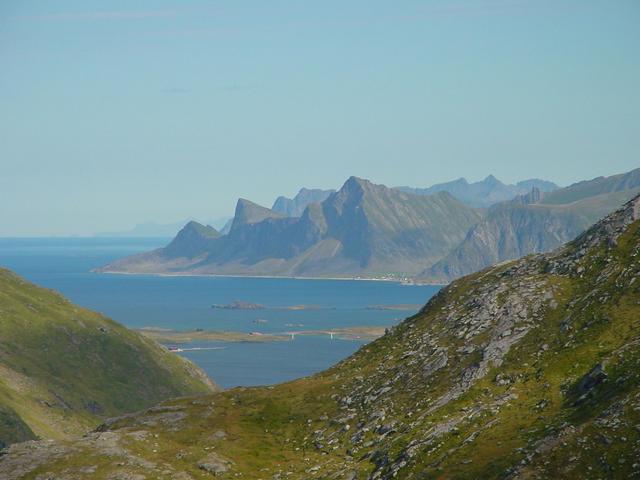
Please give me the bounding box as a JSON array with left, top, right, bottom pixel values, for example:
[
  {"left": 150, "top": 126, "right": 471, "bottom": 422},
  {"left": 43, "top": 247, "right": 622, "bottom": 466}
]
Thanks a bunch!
[
  {"left": 138, "top": 326, "right": 388, "bottom": 344},
  {"left": 94, "top": 270, "right": 447, "bottom": 286}
]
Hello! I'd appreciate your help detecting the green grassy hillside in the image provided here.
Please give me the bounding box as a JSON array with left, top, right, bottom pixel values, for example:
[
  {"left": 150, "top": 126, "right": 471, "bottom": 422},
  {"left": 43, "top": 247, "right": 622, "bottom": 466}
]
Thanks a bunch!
[
  {"left": 2, "top": 195, "right": 640, "bottom": 479},
  {"left": 0, "top": 268, "right": 217, "bottom": 448}
]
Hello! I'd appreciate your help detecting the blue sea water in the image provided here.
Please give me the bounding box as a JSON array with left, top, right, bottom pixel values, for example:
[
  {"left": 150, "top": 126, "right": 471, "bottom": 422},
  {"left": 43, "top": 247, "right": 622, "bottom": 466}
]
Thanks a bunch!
[{"left": 0, "top": 238, "right": 440, "bottom": 388}]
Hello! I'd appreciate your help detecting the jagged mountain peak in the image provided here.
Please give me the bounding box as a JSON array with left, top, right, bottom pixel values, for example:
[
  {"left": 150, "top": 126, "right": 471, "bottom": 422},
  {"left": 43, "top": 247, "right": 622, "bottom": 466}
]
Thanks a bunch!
[
  {"left": 482, "top": 174, "right": 502, "bottom": 185},
  {"left": 271, "top": 187, "right": 334, "bottom": 217},
  {"left": 180, "top": 220, "right": 219, "bottom": 236},
  {"left": 235, "top": 197, "right": 268, "bottom": 212},
  {"left": 232, "top": 198, "right": 283, "bottom": 230},
  {"left": 341, "top": 175, "right": 374, "bottom": 192},
  {"left": 451, "top": 177, "right": 470, "bottom": 185},
  {"left": 327, "top": 177, "right": 376, "bottom": 210},
  {"left": 334, "top": 177, "right": 402, "bottom": 202}
]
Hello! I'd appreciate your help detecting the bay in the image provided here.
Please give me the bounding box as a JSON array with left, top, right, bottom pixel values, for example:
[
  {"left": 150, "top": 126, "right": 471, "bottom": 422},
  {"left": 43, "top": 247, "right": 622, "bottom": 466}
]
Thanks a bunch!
[{"left": 0, "top": 237, "right": 440, "bottom": 388}]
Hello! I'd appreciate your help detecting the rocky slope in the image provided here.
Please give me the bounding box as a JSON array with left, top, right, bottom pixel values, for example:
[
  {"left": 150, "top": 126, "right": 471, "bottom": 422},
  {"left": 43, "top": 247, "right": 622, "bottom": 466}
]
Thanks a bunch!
[
  {"left": 0, "top": 268, "right": 217, "bottom": 449},
  {"left": 99, "top": 177, "right": 483, "bottom": 278},
  {"left": 397, "top": 175, "right": 559, "bottom": 208},
  {"left": 4, "top": 194, "right": 640, "bottom": 479},
  {"left": 272, "top": 188, "right": 335, "bottom": 217},
  {"left": 422, "top": 169, "right": 640, "bottom": 282}
]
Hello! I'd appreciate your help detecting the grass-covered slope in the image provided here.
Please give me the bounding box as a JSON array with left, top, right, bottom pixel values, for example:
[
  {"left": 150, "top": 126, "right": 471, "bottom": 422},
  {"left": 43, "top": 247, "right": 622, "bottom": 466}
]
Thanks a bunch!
[
  {"left": 0, "top": 268, "right": 217, "bottom": 448},
  {"left": 3, "top": 195, "right": 640, "bottom": 479}
]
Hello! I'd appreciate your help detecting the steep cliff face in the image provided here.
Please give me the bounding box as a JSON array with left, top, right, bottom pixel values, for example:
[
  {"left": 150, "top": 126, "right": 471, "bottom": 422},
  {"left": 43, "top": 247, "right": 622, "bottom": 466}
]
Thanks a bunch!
[
  {"left": 100, "top": 177, "right": 482, "bottom": 278},
  {"left": 230, "top": 198, "right": 285, "bottom": 231},
  {"left": 5, "top": 195, "right": 640, "bottom": 480}
]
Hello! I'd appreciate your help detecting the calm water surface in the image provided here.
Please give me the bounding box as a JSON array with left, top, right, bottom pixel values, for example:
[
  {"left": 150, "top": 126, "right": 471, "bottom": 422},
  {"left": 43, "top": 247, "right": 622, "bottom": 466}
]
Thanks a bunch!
[{"left": 0, "top": 238, "right": 440, "bottom": 388}]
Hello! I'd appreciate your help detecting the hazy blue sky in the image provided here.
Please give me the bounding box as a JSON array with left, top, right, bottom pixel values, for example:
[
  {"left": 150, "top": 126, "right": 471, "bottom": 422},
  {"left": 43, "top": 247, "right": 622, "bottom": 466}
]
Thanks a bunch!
[{"left": 1, "top": 1, "right": 639, "bottom": 235}]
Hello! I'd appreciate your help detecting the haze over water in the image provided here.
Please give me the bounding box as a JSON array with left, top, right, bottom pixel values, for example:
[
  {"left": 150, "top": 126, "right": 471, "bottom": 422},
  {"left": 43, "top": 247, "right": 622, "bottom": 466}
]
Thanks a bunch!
[{"left": 0, "top": 237, "right": 440, "bottom": 387}]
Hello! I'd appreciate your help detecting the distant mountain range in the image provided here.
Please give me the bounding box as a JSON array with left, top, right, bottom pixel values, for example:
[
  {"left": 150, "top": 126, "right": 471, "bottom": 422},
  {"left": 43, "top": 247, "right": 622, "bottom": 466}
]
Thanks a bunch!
[
  {"left": 422, "top": 168, "right": 640, "bottom": 282},
  {"left": 397, "top": 175, "right": 559, "bottom": 208},
  {"left": 99, "top": 177, "right": 482, "bottom": 277},
  {"left": 99, "top": 168, "right": 640, "bottom": 281},
  {"left": 272, "top": 188, "right": 335, "bottom": 217},
  {"left": 96, "top": 176, "right": 554, "bottom": 239}
]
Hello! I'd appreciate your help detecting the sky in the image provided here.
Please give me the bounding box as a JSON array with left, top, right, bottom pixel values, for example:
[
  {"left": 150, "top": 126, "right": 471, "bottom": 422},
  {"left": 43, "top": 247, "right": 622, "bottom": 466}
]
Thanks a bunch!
[{"left": 1, "top": 0, "right": 639, "bottom": 236}]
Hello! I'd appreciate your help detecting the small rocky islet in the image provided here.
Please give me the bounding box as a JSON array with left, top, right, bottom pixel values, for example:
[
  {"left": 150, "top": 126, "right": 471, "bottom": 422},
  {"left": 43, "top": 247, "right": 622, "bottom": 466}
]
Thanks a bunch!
[{"left": 211, "top": 300, "right": 266, "bottom": 310}]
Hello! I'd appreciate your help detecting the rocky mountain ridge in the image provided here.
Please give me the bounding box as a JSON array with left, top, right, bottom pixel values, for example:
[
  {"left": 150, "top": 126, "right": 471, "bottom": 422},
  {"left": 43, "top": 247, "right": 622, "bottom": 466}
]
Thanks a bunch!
[
  {"left": 99, "top": 169, "right": 640, "bottom": 282},
  {"left": 99, "top": 177, "right": 482, "bottom": 278},
  {"left": 397, "top": 175, "right": 559, "bottom": 208},
  {"left": 272, "top": 188, "right": 335, "bottom": 217}
]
